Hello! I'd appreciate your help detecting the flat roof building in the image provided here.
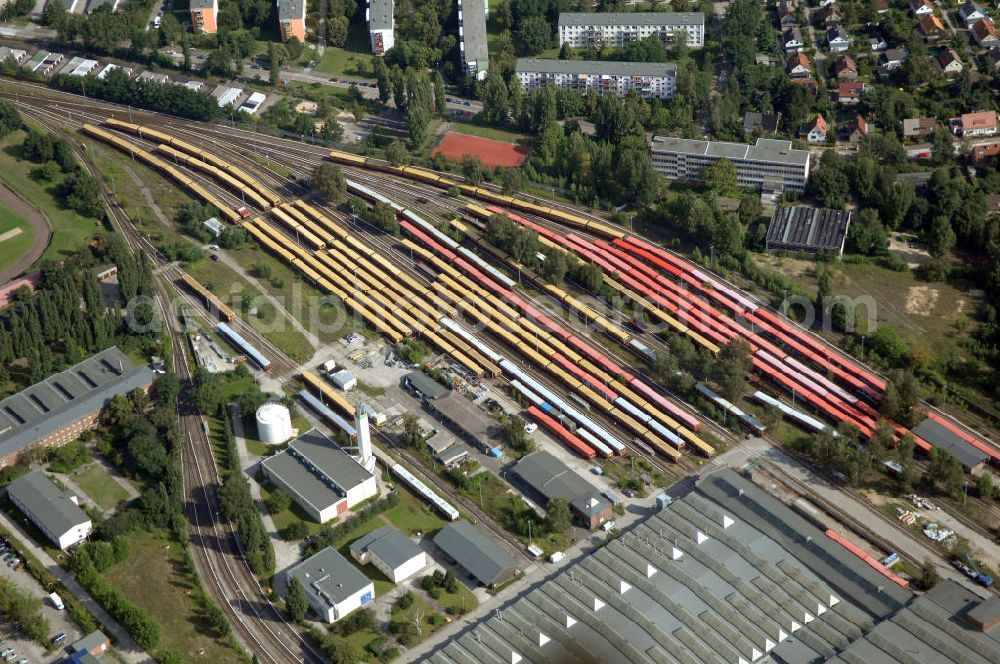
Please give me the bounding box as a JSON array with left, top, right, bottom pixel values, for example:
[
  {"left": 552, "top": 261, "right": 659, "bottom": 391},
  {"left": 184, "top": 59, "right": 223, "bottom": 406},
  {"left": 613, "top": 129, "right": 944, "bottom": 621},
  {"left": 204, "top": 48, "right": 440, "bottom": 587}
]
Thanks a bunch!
[
  {"left": 212, "top": 85, "right": 243, "bottom": 109},
  {"left": 190, "top": 0, "right": 219, "bottom": 34},
  {"left": 277, "top": 0, "right": 307, "bottom": 43},
  {"left": 8, "top": 471, "right": 92, "bottom": 549},
  {"left": 426, "top": 469, "right": 915, "bottom": 663},
  {"left": 426, "top": 393, "right": 492, "bottom": 449},
  {"left": 512, "top": 451, "right": 612, "bottom": 529},
  {"left": 558, "top": 12, "right": 705, "bottom": 48},
  {"left": 403, "top": 371, "right": 450, "bottom": 400},
  {"left": 284, "top": 546, "right": 374, "bottom": 623},
  {"left": 60, "top": 56, "right": 98, "bottom": 77},
  {"left": 70, "top": 630, "right": 110, "bottom": 657},
  {"left": 136, "top": 70, "right": 170, "bottom": 85},
  {"left": 367, "top": 0, "right": 394, "bottom": 55},
  {"left": 459, "top": 0, "right": 489, "bottom": 80},
  {"left": 0, "top": 346, "right": 155, "bottom": 467},
  {"left": 516, "top": 58, "right": 677, "bottom": 99},
  {"left": 349, "top": 525, "right": 427, "bottom": 583},
  {"left": 261, "top": 428, "right": 377, "bottom": 523},
  {"left": 912, "top": 417, "right": 989, "bottom": 471},
  {"left": 649, "top": 136, "right": 811, "bottom": 192},
  {"left": 433, "top": 520, "right": 517, "bottom": 588},
  {"left": 766, "top": 205, "right": 852, "bottom": 256}
]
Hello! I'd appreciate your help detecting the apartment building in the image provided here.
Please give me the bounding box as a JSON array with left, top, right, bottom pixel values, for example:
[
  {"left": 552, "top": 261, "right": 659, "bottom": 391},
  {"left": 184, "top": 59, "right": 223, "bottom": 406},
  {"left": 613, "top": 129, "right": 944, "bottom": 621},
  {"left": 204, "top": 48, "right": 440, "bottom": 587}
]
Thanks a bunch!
[
  {"left": 459, "top": 0, "right": 489, "bottom": 80},
  {"left": 189, "top": 0, "right": 218, "bottom": 34},
  {"left": 367, "top": 0, "right": 394, "bottom": 55},
  {"left": 515, "top": 58, "right": 677, "bottom": 99},
  {"left": 278, "top": 0, "right": 306, "bottom": 43},
  {"left": 649, "top": 136, "right": 812, "bottom": 192},
  {"left": 8, "top": 471, "right": 92, "bottom": 550},
  {"left": 557, "top": 12, "right": 705, "bottom": 49}
]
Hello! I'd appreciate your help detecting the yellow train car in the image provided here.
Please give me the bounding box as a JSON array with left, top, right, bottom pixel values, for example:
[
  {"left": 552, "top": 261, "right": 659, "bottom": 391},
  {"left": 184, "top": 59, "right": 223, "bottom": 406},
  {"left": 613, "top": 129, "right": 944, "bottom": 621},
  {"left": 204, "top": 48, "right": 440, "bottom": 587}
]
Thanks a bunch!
[
  {"left": 401, "top": 166, "right": 444, "bottom": 186},
  {"left": 641, "top": 430, "right": 682, "bottom": 462},
  {"left": 343, "top": 297, "right": 404, "bottom": 344},
  {"left": 545, "top": 207, "right": 589, "bottom": 229},
  {"left": 180, "top": 273, "right": 237, "bottom": 322},
  {"left": 678, "top": 427, "right": 716, "bottom": 457},
  {"left": 102, "top": 118, "right": 141, "bottom": 133},
  {"left": 328, "top": 149, "right": 368, "bottom": 168},
  {"left": 577, "top": 385, "right": 614, "bottom": 415},
  {"left": 301, "top": 371, "right": 356, "bottom": 417},
  {"left": 250, "top": 228, "right": 297, "bottom": 264},
  {"left": 586, "top": 220, "right": 626, "bottom": 239},
  {"left": 294, "top": 201, "right": 349, "bottom": 241},
  {"left": 272, "top": 208, "right": 325, "bottom": 250},
  {"left": 463, "top": 204, "right": 493, "bottom": 221}
]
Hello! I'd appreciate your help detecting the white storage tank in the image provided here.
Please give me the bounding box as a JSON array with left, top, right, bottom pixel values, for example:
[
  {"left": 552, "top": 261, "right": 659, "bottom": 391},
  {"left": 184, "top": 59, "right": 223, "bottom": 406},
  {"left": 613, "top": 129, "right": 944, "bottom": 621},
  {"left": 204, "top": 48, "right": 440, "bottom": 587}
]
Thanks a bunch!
[{"left": 256, "top": 402, "right": 293, "bottom": 444}]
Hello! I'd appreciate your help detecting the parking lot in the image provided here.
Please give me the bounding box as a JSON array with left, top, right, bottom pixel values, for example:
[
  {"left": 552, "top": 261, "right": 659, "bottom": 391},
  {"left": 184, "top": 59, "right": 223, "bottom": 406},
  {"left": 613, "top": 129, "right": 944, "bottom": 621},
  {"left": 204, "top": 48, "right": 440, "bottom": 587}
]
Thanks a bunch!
[{"left": 0, "top": 537, "right": 82, "bottom": 664}]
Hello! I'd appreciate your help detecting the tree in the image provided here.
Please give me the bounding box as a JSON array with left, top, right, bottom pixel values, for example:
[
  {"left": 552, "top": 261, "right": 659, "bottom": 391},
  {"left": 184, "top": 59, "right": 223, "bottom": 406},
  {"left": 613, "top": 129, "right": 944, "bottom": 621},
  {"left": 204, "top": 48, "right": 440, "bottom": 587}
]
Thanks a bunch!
[
  {"left": 540, "top": 248, "right": 569, "bottom": 283},
  {"left": 924, "top": 447, "right": 964, "bottom": 498},
  {"left": 0, "top": 100, "right": 20, "bottom": 138},
  {"left": 930, "top": 127, "right": 954, "bottom": 166},
  {"left": 285, "top": 576, "right": 308, "bottom": 622},
  {"left": 265, "top": 488, "right": 292, "bottom": 514},
  {"left": 312, "top": 163, "right": 346, "bottom": 201},
  {"left": 917, "top": 559, "right": 940, "bottom": 590},
  {"left": 206, "top": 604, "right": 230, "bottom": 636},
  {"left": 559, "top": 42, "right": 573, "bottom": 59},
  {"left": 703, "top": 158, "right": 738, "bottom": 193},
  {"left": 481, "top": 72, "right": 510, "bottom": 126},
  {"left": 328, "top": 16, "right": 349, "bottom": 47},
  {"left": 384, "top": 139, "right": 410, "bottom": 166},
  {"left": 977, "top": 472, "right": 994, "bottom": 501},
  {"left": 926, "top": 215, "right": 956, "bottom": 259},
  {"left": 401, "top": 414, "right": 422, "bottom": 447},
  {"left": 517, "top": 16, "right": 553, "bottom": 55},
  {"left": 268, "top": 42, "right": 281, "bottom": 86},
  {"left": 546, "top": 498, "right": 571, "bottom": 532},
  {"left": 462, "top": 155, "right": 484, "bottom": 185},
  {"left": 712, "top": 339, "right": 753, "bottom": 401},
  {"left": 63, "top": 173, "right": 104, "bottom": 217},
  {"left": 501, "top": 167, "right": 521, "bottom": 195}
]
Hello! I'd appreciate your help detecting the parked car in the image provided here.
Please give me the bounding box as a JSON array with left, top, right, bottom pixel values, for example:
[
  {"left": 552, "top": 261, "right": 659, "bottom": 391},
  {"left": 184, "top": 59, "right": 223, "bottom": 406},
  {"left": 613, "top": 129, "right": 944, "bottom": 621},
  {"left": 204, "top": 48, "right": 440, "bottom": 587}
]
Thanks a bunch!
[
  {"left": 51, "top": 633, "right": 66, "bottom": 645},
  {"left": 524, "top": 422, "right": 538, "bottom": 434}
]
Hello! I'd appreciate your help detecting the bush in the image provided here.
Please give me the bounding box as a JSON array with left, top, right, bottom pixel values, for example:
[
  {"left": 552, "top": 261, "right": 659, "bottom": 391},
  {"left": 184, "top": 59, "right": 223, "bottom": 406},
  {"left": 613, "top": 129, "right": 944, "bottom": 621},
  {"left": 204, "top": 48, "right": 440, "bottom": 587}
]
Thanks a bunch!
[
  {"left": 280, "top": 520, "right": 309, "bottom": 541},
  {"left": 264, "top": 488, "right": 292, "bottom": 514}
]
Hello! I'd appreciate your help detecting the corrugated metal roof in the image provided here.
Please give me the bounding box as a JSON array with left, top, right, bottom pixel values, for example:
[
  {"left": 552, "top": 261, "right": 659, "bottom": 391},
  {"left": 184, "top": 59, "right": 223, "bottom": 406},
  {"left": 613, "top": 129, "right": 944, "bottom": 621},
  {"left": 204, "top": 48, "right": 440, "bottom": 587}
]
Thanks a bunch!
[
  {"left": 766, "top": 206, "right": 852, "bottom": 254},
  {"left": 912, "top": 417, "right": 988, "bottom": 469}
]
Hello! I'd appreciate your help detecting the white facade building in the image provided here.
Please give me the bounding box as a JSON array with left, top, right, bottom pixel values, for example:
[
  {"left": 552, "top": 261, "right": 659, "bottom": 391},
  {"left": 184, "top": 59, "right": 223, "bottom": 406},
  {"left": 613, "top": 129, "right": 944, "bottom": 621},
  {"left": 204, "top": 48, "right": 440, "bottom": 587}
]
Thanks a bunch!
[
  {"left": 8, "top": 471, "right": 92, "bottom": 550},
  {"left": 515, "top": 58, "right": 676, "bottom": 99},
  {"left": 459, "top": 0, "right": 489, "bottom": 80},
  {"left": 367, "top": 0, "right": 394, "bottom": 55},
  {"left": 350, "top": 526, "right": 427, "bottom": 583},
  {"left": 649, "top": 136, "right": 812, "bottom": 193},
  {"left": 557, "top": 12, "right": 705, "bottom": 49},
  {"left": 285, "top": 547, "right": 374, "bottom": 623}
]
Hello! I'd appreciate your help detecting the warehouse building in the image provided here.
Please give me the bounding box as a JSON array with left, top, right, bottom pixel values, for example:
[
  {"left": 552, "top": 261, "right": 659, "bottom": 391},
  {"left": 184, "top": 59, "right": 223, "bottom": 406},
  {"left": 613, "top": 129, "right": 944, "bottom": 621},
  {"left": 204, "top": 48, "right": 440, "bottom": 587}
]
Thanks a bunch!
[
  {"left": 425, "top": 468, "right": 915, "bottom": 663},
  {"left": 433, "top": 520, "right": 518, "bottom": 588},
  {"left": 511, "top": 451, "right": 612, "bottom": 529},
  {"left": 459, "top": 0, "right": 489, "bottom": 80},
  {"left": 766, "top": 206, "right": 852, "bottom": 256},
  {"left": 0, "top": 346, "right": 156, "bottom": 467},
  {"left": 912, "top": 417, "right": 989, "bottom": 472},
  {"left": 557, "top": 12, "right": 705, "bottom": 49},
  {"left": 261, "top": 429, "right": 377, "bottom": 523},
  {"left": 516, "top": 59, "right": 676, "bottom": 100},
  {"left": 403, "top": 371, "right": 450, "bottom": 400},
  {"left": 189, "top": 0, "right": 218, "bottom": 33},
  {"left": 649, "top": 136, "right": 811, "bottom": 192},
  {"left": 349, "top": 525, "right": 427, "bottom": 583},
  {"left": 425, "top": 393, "right": 492, "bottom": 450},
  {"left": 8, "top": 471, "right": 92, "bottom": 549},
  {"left": 284, "top": 547, "right": 374, "bottom": 623},
  {"left": 367, "top": 0, "right": 394, "bottom": 55},
  {"left": 278, "top": 0, "right": 306, "bottom": 43}
]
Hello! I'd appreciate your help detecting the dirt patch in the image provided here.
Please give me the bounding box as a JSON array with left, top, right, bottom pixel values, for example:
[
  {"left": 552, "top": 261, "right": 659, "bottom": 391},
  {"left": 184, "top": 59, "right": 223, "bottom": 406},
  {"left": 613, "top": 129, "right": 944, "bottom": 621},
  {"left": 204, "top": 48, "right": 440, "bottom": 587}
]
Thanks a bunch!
[
  {"left": 295, "top": 101, "right": 319, "bottom": 115},
  {"left": 0, "top": 182, "right": 51, "bottom": 285},
  {"left": 432, "top": 131, "right": 531, "bottom": 168},
  {"left": 754, "top": 254, "right": 816, "bottom": 279},
  {"left": 905, "top": 285, "right": 940, "bottom": 316},
  {"left": 888, "top": 232, "right": 931, "bottom": 268}
]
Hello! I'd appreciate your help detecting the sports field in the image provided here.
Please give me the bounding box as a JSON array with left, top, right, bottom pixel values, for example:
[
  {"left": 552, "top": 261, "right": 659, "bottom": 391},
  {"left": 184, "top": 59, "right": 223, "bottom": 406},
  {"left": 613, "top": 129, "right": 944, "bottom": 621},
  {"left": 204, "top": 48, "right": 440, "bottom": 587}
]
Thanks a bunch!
[
  {"left": 432, "top": 131, "right": 530, "bottom": 169},
  {"left": 0, "top": 199, "right": 34, "bottom": 277}
]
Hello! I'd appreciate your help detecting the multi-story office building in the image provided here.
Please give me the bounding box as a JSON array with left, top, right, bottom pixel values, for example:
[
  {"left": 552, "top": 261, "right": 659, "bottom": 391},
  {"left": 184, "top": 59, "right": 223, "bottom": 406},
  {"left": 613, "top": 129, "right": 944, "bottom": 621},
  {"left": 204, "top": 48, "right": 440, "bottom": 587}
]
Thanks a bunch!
[
  {"left": 367, "top": 0, "right": 394, "bottom": 55},
  {"left": 557, "top": 12, "right": 705, "bottom": 49},
  {"left": 459, "top": 0, "right": 489, "bottom": 80},
  {"left": 515, "top": 58, "right": 677, "bottom": 99},
  {"left": 649, "top": 136, "right": 812, "bottom": 192},
  {"left": 277, "top": 0, "right": 306, "bottom": 43},
  {"left": 189, "top": 0, "right": 218, "bottom": 33}
]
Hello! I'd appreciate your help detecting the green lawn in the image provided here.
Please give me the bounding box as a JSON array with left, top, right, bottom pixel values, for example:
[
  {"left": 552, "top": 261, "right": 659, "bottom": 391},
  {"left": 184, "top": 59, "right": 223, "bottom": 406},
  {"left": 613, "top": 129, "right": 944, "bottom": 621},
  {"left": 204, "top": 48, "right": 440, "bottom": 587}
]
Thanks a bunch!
[
  {"left": 436, "top": 580, "right": 478, "bottom": 615},
  {"left": 101, "top": 530, "right": 246, "bottom": 664},
  {"left": 307, "top": 20, "right": 376, "bottom": 79},
  {"left": 0, "top": 130, "right": 100, "bottom": 266},
  {"left": 0, "top": 200, "right": 33, "bottom": 274},
  {"left": 74, "top": 464, "right": 131, "bottom": 511}
]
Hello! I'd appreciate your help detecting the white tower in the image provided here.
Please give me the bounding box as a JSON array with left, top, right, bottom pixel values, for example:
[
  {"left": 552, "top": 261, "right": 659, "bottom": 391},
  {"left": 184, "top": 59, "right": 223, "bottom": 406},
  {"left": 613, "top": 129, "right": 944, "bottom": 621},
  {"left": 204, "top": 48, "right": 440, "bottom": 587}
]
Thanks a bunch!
[{"left": 355, "top": 404, "right": 375, "bottom": 472}]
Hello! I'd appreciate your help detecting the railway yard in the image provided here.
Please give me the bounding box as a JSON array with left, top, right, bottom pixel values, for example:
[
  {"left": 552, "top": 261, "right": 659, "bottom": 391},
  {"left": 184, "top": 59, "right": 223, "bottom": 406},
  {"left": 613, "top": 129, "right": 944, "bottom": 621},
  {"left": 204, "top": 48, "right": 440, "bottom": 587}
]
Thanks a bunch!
[{"left": 3, "top": 79, "right": 1000, "bottom": 662}]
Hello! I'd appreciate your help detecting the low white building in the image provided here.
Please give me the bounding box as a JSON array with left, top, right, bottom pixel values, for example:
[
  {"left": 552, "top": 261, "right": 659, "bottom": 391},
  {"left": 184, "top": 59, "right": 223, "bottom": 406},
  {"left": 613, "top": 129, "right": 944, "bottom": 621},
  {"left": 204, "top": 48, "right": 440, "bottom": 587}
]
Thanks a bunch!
[
  {"left": 285, "top": 547, "right": 374, "bottom": 623},
  {"left": 238, "top": 91, "right": 267, "bottom": 115},
  {"left": 8, "top": 471, "right": 92, "bottom": 550},
  {"left": 261, "top": 429, "right": 377, "bottom": 523},
  {"left": 349, "top": 525, "right": 427, "bottom": 583}
]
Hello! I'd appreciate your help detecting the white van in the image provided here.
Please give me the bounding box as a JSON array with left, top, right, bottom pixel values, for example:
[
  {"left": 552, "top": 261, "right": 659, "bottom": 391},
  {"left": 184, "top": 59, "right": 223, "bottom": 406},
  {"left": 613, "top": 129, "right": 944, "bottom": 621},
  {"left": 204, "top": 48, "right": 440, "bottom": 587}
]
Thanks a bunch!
[
  {"left": 48, "top": 592, "right": 64, "bottom": 610},
  {"left": 548, "top": 551, "right": 565, "bottom": 563}
]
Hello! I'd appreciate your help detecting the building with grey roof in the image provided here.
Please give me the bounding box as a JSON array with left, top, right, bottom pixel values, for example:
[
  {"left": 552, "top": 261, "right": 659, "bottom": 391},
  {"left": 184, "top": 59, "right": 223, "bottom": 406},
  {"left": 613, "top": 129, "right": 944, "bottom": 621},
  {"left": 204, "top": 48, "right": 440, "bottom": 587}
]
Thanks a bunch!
[
  {"left": 8, "top": 471, "right": 92, "bottom": 549},
  {"left": 349, "top": 525, "right": 427, "bottom": 582},
  {"left": 436, "top": 442, "right": 471, "bottom": 467},
  {"left": 766, "top": 205, "right": 852, "bottom": 256},
  {"left": 366, "top": 0, "right": 394, "bottom": 55},
  {"left": 912, "top": 417, "right": 988, "bottom": 471},
  {"left": 277, "top": 0, "right": 306, "bottom": 42},
  {"left": 284, "top": 546, "right": 374, "bottom": 623},
  {"left": 649, "top": 136, "right": 812, "bottom": 192},
  {"left": 403, "top": 371, "right": 450, "bottom": 400},
  {"left": 512, "top": 451, "right": 612, "bottom": 529},
  {"left": 260, "top": 428, "right": 377, "bottom": 523},
  {"left": 459, "top": 0, "right": 489, "bottom": 80},
  {"left": 0, "top": 346, "right": 155, "bottom": 468},
  {"left": 426, "top": 468, "right": 917, "bottom": 664},
  {"left": 558, "top": 12, "right": 704, "bottom": 48},
  {"left": 70, "top": 630, "right": 110, "bottom": 656},
  {"left": 426, "top": 393, "right": 493, "bottom": 450},
  {"left": 433, "top": 520, "right": 518, "bottom": 588},
  {"left": 516, "top": 58, "right": 677, "bottom": 99}
]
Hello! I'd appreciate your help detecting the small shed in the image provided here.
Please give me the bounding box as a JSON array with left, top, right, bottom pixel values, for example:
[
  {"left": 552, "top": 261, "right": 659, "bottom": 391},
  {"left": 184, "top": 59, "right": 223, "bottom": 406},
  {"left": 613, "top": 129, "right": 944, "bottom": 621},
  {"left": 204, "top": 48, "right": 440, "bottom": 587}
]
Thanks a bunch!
[{"left": 330, "top": 370, "right": 357, "bottom": 391}]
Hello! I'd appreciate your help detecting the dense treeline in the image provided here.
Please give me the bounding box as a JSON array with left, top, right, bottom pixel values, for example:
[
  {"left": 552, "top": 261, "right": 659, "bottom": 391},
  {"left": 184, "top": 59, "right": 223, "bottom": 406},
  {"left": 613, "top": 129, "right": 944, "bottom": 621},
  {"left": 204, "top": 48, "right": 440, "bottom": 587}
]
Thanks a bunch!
[{"left": 51, "top": 68, "right": 220, "bottom": 121}]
